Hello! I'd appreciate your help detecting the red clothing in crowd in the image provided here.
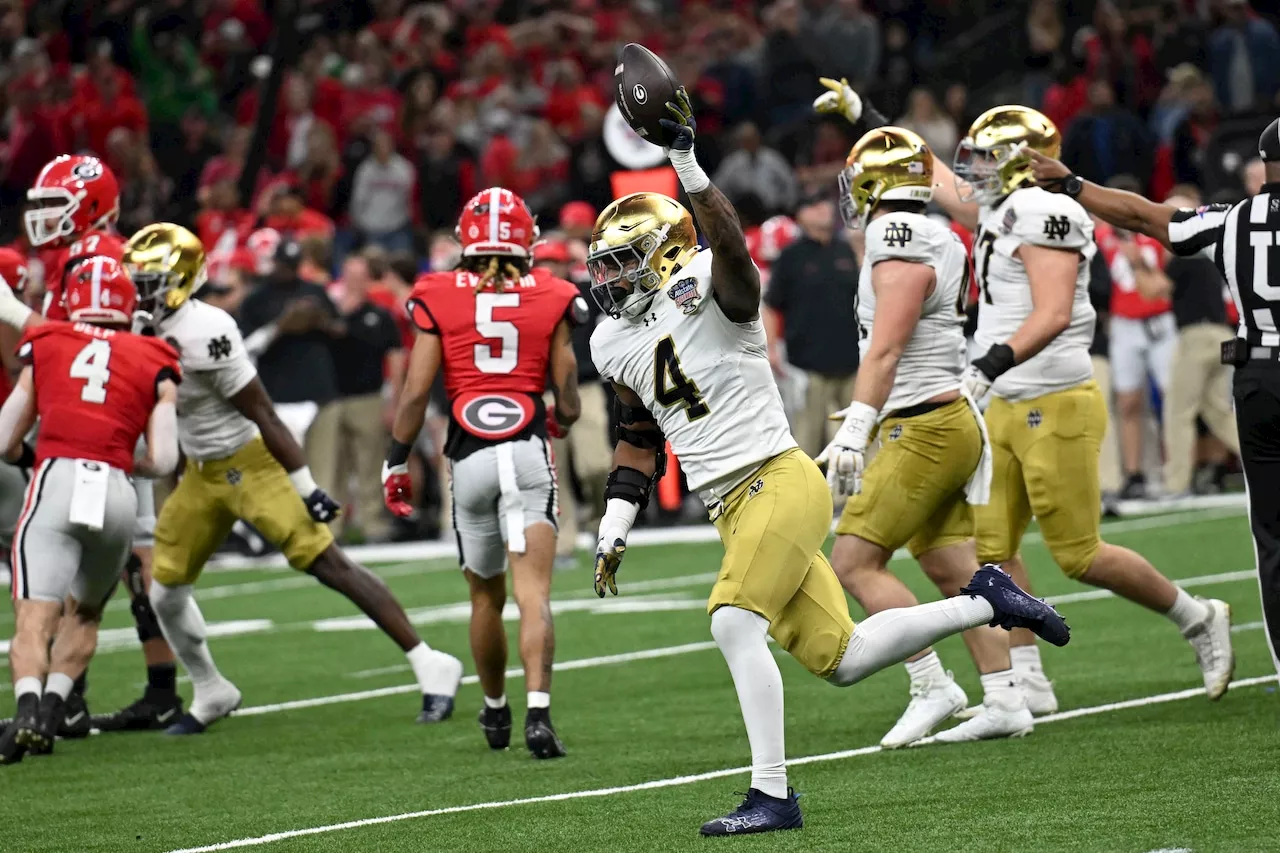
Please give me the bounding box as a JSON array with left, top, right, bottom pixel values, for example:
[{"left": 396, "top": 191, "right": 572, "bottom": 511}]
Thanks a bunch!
[
  {"left": 340, "top": 86, "right": 403, "bottom": 139},
  {"left": 72, "top": 66, "right": 136, "bottom": 104},
  {"left": 1042, "top": 75, "right": 1089, "bottom": 136},
  {"left": 78, "top": 92, "right": 149, "bottom": 156},
  {"left": 4, "top": 107, "right": 66, "bottom": 191},
  {"left": 263, "top": 208, "right": 334, "bottom": 240},
  {"left": 197, "top": 208, "right": 256, "bottom": 257},
  {"left": 1096, "top": 222, "right": 1171, "bottom": 320},
  {"left": 204, "top": 0, "right": 271, "bottom": 48},
  {"left": 368, "top": 284, "right": 415, "bottom": 353}
]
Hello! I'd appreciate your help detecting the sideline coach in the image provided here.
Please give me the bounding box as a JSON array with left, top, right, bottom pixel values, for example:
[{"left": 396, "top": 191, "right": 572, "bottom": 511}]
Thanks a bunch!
[{"left": 1023, "top": 118, "right": 1280, "bottom": 680}]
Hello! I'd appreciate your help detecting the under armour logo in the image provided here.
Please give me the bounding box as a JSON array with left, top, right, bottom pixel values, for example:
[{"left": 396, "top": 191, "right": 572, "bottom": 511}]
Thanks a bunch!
[
  {"left": 207, "top": 335, "right": 232, "bottom": 361},
  {"left": 888, "top": 424, "right": 903, "bottom": 441},
  {"left": 641, "top": 312, "right": 658, "bottom": 327},
  {"left": 226, "top": 468, "right": 242, "bottom": 485},
  {"left": 1027, "top": 409, "right": 1043, "bottom": 428},
  {"left": 1042, "top": 216, "right": 1071, "bottom": 241},
  {"left": 884, "top": 223, "right": 913, "bottom": 248}
]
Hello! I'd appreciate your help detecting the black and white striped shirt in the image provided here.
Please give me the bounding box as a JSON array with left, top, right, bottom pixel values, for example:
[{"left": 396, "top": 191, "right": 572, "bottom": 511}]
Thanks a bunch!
[{"left": 1167, "top": 183, "right": 1280, "bottom": 346}]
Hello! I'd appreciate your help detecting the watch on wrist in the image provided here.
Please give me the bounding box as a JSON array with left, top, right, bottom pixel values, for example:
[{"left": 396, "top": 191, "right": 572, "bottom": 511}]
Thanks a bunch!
[{"left": 1063, "top": 174, "right": 1084, "bottom": 198}]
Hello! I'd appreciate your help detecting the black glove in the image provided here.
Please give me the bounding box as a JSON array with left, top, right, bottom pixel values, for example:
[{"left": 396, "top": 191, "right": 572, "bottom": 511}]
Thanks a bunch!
[
  {"left": 659, "top": 87, "right": 697, "bottom": 151},
  {"left": 303, "top": 488, "right": 341, "bottom": 523}
]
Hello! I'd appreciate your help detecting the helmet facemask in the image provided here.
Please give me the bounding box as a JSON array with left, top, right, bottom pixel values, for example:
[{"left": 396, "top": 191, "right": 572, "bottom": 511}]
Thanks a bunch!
[
  {"left": 587, "top": 225, "right": 670, "bottom": 320},
  {"left": 953, "top": 139, "right": 1027, "bottom": 205},
  {"left": 24, "top": 188, "right": 78, "bottom": 247},
  {"left": 839, "top": 164, "right": 880, "bottom": 229}
]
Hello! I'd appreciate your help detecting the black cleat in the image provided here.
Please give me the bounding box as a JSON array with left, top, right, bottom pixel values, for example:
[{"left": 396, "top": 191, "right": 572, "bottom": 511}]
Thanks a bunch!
[
  {"left": 478, "top": 704, "right": 512, "bottom": 750},
  {"left": 11, "top": 694, "right": 50, "bottom": 755},
  {"left": 0, "top": 720, "right": 26, "bottom": 765},
  {"left": 524, "top": 708, "right": 566, "bottom": 759},
  {"left": 91, "top": 688, "right": 184, "bottom": 732},
  {"left": 58, "top": 689, "right": 92, "bottom": 739},
  {"left": 28, "top": 694, "right": 65, "bottom": 756},
  {"left": 963, "top": 564, "right": 1071, "bottom": 647},
  {"left": 700, "top": 788, "right": 803, "bottom": 836},
  {"left": 416, "top": 693, "right": 455, "bottom": 724}
]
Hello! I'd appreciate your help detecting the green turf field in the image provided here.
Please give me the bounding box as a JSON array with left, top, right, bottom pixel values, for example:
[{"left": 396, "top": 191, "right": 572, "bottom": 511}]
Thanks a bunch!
[{"left": 2, "top": 506, "right": 1276, "bottom": 853}]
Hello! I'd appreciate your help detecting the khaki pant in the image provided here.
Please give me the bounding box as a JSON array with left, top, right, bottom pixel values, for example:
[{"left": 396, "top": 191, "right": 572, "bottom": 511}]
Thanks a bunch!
[
  {"left": 551, "top": 382, "right": 614, "bottom": 557},
  {"left": 795, "top": 372, "right": 856, "bottom": 459},
  {"left": 307, "top": 393, "right": 391, "bottom": 540},
  {"left": 1091, "top": 355, "right": 1123, "bottom": 495},
  {"left": 1162, "top": 323, "right": 1240, "bottom": 494}
]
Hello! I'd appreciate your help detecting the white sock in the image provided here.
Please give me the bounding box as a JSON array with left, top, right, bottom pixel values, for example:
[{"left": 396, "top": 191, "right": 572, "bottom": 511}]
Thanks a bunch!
[
  {"left": 1167, "top": 589, "right": 1211, "bottom": 634},
  {"left": 150, "top": 583, "right": 222, "bottom": 688},
  {"left": 1009, "top": 644, "right": 1043, "bottom": 677},
  {"left": 484, "top": 693, "right": 507, "bottom": 709},
  {"left": 831, "top": 596, "right": 994, "bottom": 686},
  {"left": 711, "top": 606, "right": 788, "bottom": 799},
  {"left": 903, "top": 650, "right": 946, "bottom": 686},
  {"left": 14, "top": 676, "right": 41, "bottom": 700},
  {"left": 45, "top": 672, "right": 75, "bottom": 700},
  {"left": 980, "top": 669, "right": 1020, "bottom": 704},
  {"left": 527, "top": 691, "right": 550, "bottom": 710}
]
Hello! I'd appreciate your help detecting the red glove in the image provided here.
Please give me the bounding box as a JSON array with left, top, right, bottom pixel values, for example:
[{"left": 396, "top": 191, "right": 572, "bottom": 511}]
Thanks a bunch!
[
  {"left": 381, "top": 461, "right": 414, "bottom": 518},
  {"left": 545, "top": 408, "right": 566, "bottom": 439}
]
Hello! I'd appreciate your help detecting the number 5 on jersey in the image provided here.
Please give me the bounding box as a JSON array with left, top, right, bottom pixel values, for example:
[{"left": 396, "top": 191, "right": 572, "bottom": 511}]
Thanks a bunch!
[
  {"left": 71, "top": 338, "right": 112, "bottom": 403},
  {"left": 654, "top": 336, "right": 709, "bottom": 420}
]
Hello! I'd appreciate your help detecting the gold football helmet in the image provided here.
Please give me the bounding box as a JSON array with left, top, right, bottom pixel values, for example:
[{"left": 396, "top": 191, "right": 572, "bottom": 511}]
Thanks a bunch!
[
  {"left": 840, "top": 127, "right": 934, "bottom": 229},
  {"left": 122, "top": 222, "right": 208, "bottom": 327},
  {"left": 953, "top": 105, "right": 1061, "bottom": 204},
  {"left": 586, "top": 192, "right": 699, "bottom": 319}
]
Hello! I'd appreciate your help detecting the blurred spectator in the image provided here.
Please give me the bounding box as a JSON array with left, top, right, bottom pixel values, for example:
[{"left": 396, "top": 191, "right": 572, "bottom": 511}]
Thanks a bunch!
[
  {"left": 262, "top": 182, "right": 335, "bottom": 242},
  {"left": 1160, "top": 184, "right": 1241, "bottom": 497},
  {"left": 297, "top": 235, "right": 333, "bottom": 287},
  {"left": 558, "top": 202, "right": 596, "bottom": 245},
  {"left": 197, "top": 181, "right": 253, "bottom": 257},
  {"left": 873, "top": 18, "right": 918, "bottom": 122},
  {"left": 896, "top": 88, "right": 958, "bottom": 162},
  {"left": 290, "top": 123, "right": 344, "bottom": 218},
  {"left": 416, "top": 122, "right": 477, "bottom": 231},
  {"left": 1042, "top": 54, "right": 1090, "bottom": 133},
  {"left": 114, "top": 134, "right": 172, "bottom": 237},
  {"left": 699, "top": 23, "right": 758, "bottom": 130},
  {"left": 1, "top": 74, "right": 65, "bottom": 210},
  {"left": 308, "top": 250, "right": 404, "bottom": 543},
  {"left": 156, "top": 108, "right": 222, "bottom": 225},
  {"left": 763, "top": 194, "right": 860, "bottom": 458},
  {"left": 199, "top": 126, "right": 254, "bottom": 197},
  {"left": 239, "top": 238, "right": 339, "bottom": 447},
  {"left": 350, "top": 129, "right": 418, "bottom": 253},
  {"left": 761, "top": 0, "right": 821, "bottom": 130},
  {"left": 1168, "top": 67, "right": 1222, "bottom": 188},
  {"left": 77, "top": 63, "right": 148, "bottom": 160},
  {"left": 514, "top": 120, "right": 570, "bottom": 216},
  {"left": 1062, "top": 80, "right": 1153, "bottom": 188},
  {"left": 1243, "top": 156, "right": 1266, "bottom": 194},
  {"left": 943, "top": 83, "right": 973, "bottom": 137},
  {"left": 565, "top": 104, "right": 619, "bottom": 215},
  {"left": 1208, "top": 0, "right": 1280, "bottom": 113},
  {"left": 131, "top": 9, "right": 218, "bottom": 129},
  {"left": 1024, "top": 0, "right": 1065, "bottom": 107},
  {"left": 712, "top": 122, "right": 798, "bottom": 216},
  {"left": 810, "top": 0, "right": 880, "bottom": 93},
  {"left": 1081, "top": 1, "right": 1161, "bottom": 112},
  {"left": 367, "top": 249, "right": 418, "bottom": 353},
  {"left": 1085, "top": 246, "right": 1124, "bottom": 507}
]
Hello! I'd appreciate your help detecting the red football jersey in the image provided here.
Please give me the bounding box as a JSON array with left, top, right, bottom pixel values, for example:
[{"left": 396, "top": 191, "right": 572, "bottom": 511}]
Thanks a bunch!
[
  {"left": 20, "top": 322, "right": 181, "bottom": 473},
  {"left": 39, "top": 229, "right": 128, "bottom": 321},
  {"left": 407, "top": 266, "right": 581, "bottom": 442}
]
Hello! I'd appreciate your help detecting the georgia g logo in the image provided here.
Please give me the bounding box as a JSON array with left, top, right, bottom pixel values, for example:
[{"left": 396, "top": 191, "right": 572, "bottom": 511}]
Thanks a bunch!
[
  {"left": 454, "top": 393, "right": 535, "bottom": 440},
  {"left": 72, "top": 160, "right": 103, "bottom": 182}
]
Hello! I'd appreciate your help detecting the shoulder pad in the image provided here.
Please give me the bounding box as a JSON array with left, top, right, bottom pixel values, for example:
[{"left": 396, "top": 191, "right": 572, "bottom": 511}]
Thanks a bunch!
[
  {"left": 168, "top": 302, "right": 244, "bottom": 369},
  {"left": 865, "top": 212, "right": 940, "bottom": 266},
  {"left": 1005, "top": 188, "right": 1091, "bottom": 249}
]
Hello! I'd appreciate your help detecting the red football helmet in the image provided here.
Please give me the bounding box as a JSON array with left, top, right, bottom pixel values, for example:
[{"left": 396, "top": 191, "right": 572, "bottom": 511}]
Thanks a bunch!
[
  {"left": 25, "top": 155, "right": 121, "bottom": 248},
  {"left": 64, "top": 255, "right": 137, "bottom": 326},
  {"left": 0, "top": 248, "right": 30, "bottom": 296},
  {"left": 455, "top": 187, "right": 539, "bottom": 258}
]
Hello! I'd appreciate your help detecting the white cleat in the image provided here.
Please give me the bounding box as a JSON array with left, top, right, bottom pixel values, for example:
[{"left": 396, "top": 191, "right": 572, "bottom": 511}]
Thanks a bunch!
[
  {"left": 1183, "top": 597, "right": 1235, "bottom": 700},
  {"left": 879, "top": 675, "right": 968, "bottom": 749},
  {"left": 931, "top": 693, "right": 1034, "bottom": 743},
  {"left": 1019, "top": 671, "right": 1059, "bottom": 715}
]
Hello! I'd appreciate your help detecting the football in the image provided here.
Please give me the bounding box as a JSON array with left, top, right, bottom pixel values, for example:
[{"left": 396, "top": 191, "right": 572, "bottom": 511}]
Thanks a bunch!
[{"left": 614, "top": 42, "right": 681, "bottom": 147}]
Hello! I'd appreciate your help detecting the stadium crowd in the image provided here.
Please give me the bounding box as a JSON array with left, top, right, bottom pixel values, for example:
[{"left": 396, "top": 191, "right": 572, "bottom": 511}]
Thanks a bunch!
[{"left": 0, "top": 0, "right": 1277, "bottom": 550}]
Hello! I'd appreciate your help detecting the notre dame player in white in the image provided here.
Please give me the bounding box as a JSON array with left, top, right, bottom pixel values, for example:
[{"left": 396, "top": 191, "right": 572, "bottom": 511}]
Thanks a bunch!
[
  {"left": 588, "top": 89, "right": 1068, "bottom": 836},
  {"left": 816, "top": 81, "right": 1234, "bottom": 714},
  {"left": 820, "top": 127, "right": 1036, "bottom": 748}
]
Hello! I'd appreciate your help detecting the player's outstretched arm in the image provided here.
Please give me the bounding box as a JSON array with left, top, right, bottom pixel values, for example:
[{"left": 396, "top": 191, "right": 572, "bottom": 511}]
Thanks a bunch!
[
  {"left": 594, "top": 382, "right": 663, "bottom": 598},
  {"left": 1024, "top": 147, "right": 1180, "bottom": 249},
  {"left": 135, "top": 379, "right": 180, "bottom": 478},
  {"left": 0, "top": 275, "right": 43, "bottom": 332},
  {"left": 659, "top": 88, "right": 761, "bottom": 323},
  {"left": 549, "top": 319, "right": 581, "bottom": 429},
  {"left": 0, "top": 367, "right": 36, "bottom": 465},
  {"left": 381, "top": 331, "right": 443, "bottom": 517}
]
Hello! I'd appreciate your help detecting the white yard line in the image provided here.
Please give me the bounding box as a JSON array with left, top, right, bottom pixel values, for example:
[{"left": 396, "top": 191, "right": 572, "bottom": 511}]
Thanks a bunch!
[{"left": 164, "top": 673, "right": 1278, "bottom": 853}]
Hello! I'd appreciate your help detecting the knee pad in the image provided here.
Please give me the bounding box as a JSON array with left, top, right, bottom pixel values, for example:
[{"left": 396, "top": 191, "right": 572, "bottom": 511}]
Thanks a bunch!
[
  {"left": 124, "top": 553, "right": 163, "bottom": 643},
  {"left": 1051, "top": 539, "right": 1099, "bottom": 580}
]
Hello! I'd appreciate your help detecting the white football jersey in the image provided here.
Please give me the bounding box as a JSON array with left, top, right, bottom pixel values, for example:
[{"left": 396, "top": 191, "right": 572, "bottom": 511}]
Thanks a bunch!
[
  {"left": 590, "top": 249, "right": 795, "bottom": 505},
  {"left": 157, "top": 299, "right": 259, "bottom": 460},
  {"left": 973, "top": 186, "right": 1097, "bottom": 401},
  {"left": 859, "top": 212, "right": 968, "bottom": 413}
]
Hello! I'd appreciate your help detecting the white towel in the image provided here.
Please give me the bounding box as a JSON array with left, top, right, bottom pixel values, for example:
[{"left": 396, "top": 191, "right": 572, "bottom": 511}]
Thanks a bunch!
[{"left": 961, "top": 390, "right": 993, "bottom": 506}]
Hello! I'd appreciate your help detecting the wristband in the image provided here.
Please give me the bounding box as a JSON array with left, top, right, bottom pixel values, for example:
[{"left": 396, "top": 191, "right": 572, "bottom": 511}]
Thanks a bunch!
[
  {"left": 386, "top": 438, "right": 412, "bottom": 468},
  {"left": 837, "top": 401, "right": 878, "bottom": 452},
  {"left": 668, "top": 147, "right": 710, "bottom": 194},
  {"left": 287, "top": 465, "right": 318, "bottom": 496},
  {"left": 973, "top": 343, "right": 1017, "bottom": 381}
]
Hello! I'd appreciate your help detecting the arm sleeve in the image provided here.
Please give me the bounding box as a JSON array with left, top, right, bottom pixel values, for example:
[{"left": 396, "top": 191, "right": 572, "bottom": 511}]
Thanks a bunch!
[
  {"left": 1167, "top": 204, "right": 1232, "bottom": 259},
  {"left": 864, "top": 214, "right": 941, "bottom": 267}
]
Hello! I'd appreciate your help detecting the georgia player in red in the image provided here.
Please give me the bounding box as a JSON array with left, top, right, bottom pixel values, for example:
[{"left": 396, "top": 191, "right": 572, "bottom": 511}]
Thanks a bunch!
[
  {"left": 383, "top": 187, "right": 585, "bottom": 759},
  {"left": 0, "top": 249, "right": 32, "bottom": 555},
  {"left": 0, "top": 257, "right": 181, "bottom": 763},
  {"left": 21, "top": 154, "right": 186, "bottom": 735}
]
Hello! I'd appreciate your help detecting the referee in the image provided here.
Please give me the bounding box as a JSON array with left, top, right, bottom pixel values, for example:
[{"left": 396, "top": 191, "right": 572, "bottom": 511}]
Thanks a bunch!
[{"left": 1023, "top": 117, "right": 1280, "bottom": 680}]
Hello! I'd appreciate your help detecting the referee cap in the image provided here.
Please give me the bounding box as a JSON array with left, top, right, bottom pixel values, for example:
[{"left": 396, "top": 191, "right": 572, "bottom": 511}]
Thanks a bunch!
[{"left": 1261, "top": 117, "right": 1280, "bottom": 163}]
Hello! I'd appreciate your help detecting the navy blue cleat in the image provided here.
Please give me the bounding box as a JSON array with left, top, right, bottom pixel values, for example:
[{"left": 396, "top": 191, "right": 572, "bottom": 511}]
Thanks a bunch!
[
  {"left": 417, "top": 694, "right": 455, "bottom": 724},
  {"left": 963, "top": 564, "right": 1071, "bottom": 647},
  {"left": 699, "top": 788, "right": 803, "bottom": 836},
  {"left": 165, "top": 713, "right": 211, "bottom": 736}
]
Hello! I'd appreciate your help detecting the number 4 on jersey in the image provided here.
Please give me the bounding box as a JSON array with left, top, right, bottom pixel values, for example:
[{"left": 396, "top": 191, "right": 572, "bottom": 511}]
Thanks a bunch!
[
  {"left": 654, "top": 336, "right": 709, "bottom": 421},
  {"left": 70, "top": 338, "right": 112, "bottom": 404}
]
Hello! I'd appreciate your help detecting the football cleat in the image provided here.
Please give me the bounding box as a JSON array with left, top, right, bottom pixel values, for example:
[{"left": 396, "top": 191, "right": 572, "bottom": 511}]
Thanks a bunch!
[
  {"left": 699, "top": 788, "right": 803, "bottom": 836},
  {"left": 1183, "top": 598, "right": 1235, "bottom": 701},
  {"left": 478, "top": 704, "right": 512, "bottom": 750},
  {"left": 28, "top": 694, "right": 67, "bottom": 756},
  {"left": 10, "top": 694, "right": 50, "bottom": 755},
  {"left": 165, "top": 679, "right": 241, "bottom": 735},
  {"left": 0, "top": 720, "right": 27, "bottom": 765},
  {"left": 417, "top": 694, "right": 455, "bottom": 724},
  {"left": 92, "top": 688, "right": 185, "bottom": 732},
  {"left": 58, "top": 689, "right": 92, "bottom": 738},
  {"left": 524, "top": 708, "right": 566, "bottom": 759},
  {"left": 1019, "top": 670, "right": 1059, "bottom": 715},
  {"left": 932, "top": 693, "right": 1034, "bottom": 743},
  {"left": 880, "top": 674, "right": 968, "bottom": 749},
  {"left": 962, "top": 565, "right": 1070, "bottom": 647}
]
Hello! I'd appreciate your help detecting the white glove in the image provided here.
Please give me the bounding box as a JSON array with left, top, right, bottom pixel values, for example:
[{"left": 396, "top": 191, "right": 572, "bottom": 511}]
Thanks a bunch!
[
  {"left": 815, "top": 401, "right": 877, "bottom": 498},
  {"left": 961, "top": 365, "right": 994, "bottom": 402},
  {"left": 813, "top": 77, "right": 863, "bottom": 125},
  {"left": 0, "top": 273, "right": 31, "bottom": 330}
]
